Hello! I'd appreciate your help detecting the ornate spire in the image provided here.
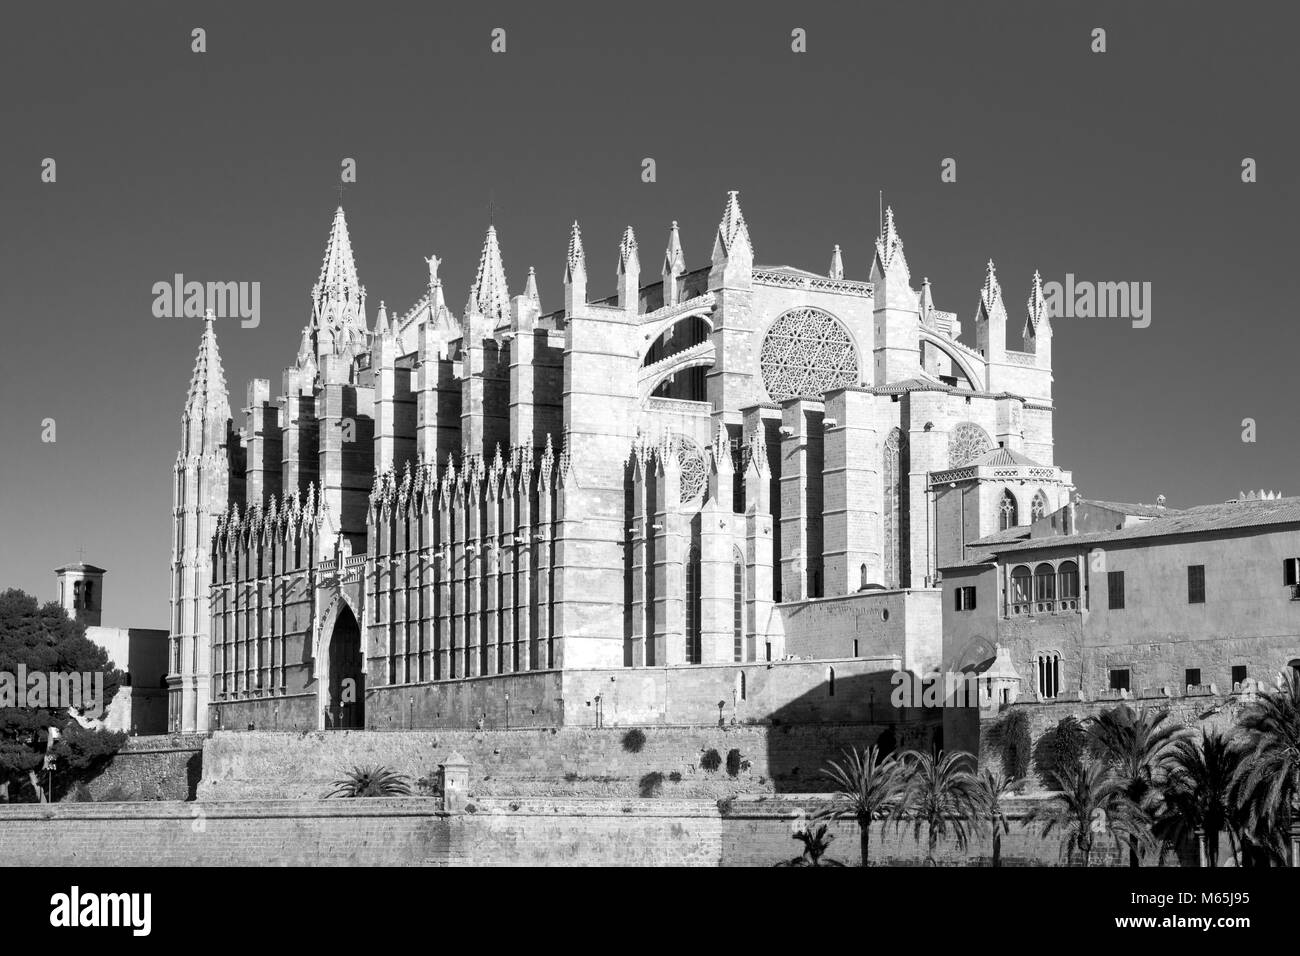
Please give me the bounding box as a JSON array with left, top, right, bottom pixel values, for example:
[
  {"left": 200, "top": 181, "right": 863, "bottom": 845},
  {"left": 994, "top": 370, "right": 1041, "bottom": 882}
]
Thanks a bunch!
[
  {"left": 565, "top": 221, "right": 587, "bottom": 285},
  {"left": 311, "top": 206, "right": 366, "bottom": 352},
  {"left": 617, "top": 226, "right": 639, "bottom": 276},
  {"left": 663, "top": 221, "right": 685, "bottom": 276},
  {"left": 184, "top": 311, "right": 232, "bottom": 425},
  {"left": 374, "top": 300, "right": 390, "bottom": 336},
  {"left": 1024, "top": 269, "right": 1051, "bottom": 336},
  {"left": 465, "top": 224, "right": 510, "bottom": 322},
  {"left": 525, "top": 266, "right": 540, "bottom": 310},
  {"left": 317, "top": 206, "right": 360, "bottom": 297},
  {"left": 712, "top": 190, "right": 752, "bottom": 260},
  {"left": 829, "top": 244, "right": 844, "bottom": 281},
  {"left": 873, "top": 206, "right": 909, "bottom": 280},
  {"left": 980, "top": 259, "right": 1004, "bottom": 316}
]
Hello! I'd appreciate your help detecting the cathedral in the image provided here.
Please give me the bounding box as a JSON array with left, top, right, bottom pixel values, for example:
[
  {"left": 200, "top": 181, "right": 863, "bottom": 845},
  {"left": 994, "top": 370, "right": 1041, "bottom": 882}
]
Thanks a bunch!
[{"left": 168, "top": 193, "right": 1069, "bottom": 733}]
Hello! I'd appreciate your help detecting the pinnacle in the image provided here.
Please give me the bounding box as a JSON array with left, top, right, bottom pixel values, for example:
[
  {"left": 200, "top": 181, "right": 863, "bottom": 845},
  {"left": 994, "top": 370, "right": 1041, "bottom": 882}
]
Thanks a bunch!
[
  {"left": 829, "top": 244, "right": 844, "bottom": 281},
  {"left": 185, "top": 314, "right": 231, "bottom": 422},
  {"left": 565, "top": 221, "right": 586, "bottom": 283},
  {"left": 663, "top": 220, "right": 685, "bottom": 275},
  {"left": 873, "top": 205, "right": 909, "bottom": 279},
  {"left": 317, "top": 206, "right": 360, "bottom": 296},
  {"left": 618, "top": 226, "right": 639, "bottom": 275},
  {"left": 465, "top": 224, "right": 510, "bottom": 322},
  {"left": 715, "top": 190, "right": 751, "bottom": 256}
]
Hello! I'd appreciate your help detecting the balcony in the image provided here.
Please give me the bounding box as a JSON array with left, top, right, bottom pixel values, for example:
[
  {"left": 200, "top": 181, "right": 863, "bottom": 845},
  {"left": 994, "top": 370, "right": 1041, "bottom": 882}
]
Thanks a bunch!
[{"left": 1005, "top": 597, "right": 1081, "bottom": 618}]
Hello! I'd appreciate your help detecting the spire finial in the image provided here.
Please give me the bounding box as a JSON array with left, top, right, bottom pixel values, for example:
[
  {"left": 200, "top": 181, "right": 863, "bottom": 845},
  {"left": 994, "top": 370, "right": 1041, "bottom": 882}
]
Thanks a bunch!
[
  {"left": 829, "top": 244, "right": 844, "bottom": 281},
  {"left": 565, "top": 220, "right": 587, "bottom": 284},
  {"left": 873, "top": 205, "right": 909, "bottom": 280},
  {"left": 618, "top": 226, "right": 639, "bottom": 276},
  {"left": 465, "top": 224, "right": 510, "bottom": 321}
]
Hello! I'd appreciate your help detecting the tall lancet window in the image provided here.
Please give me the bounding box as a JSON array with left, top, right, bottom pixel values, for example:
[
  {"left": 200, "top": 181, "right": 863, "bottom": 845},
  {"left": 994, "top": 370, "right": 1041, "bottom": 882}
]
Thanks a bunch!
[
  {"left": 999, "top": 490, "right": 1019, "bottom": 531},
  {"left": 883, "top": 428, "right": 907, "bottom": 588},
  {"left": 685, "top": 545, "right": 702, "bottom": 665},
  {"left": 1031, "top": 489, "right": 1048, "bottom": 523},
  {"left": 733, "top": 548, "right": 744, "bottom": 662}
]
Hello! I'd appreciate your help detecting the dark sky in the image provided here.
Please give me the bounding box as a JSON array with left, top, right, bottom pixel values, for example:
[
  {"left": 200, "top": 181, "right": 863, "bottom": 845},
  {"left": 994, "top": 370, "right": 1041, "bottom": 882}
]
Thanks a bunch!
[{"left": 2, "top": 0, "right": 1297, "bottom": 628}]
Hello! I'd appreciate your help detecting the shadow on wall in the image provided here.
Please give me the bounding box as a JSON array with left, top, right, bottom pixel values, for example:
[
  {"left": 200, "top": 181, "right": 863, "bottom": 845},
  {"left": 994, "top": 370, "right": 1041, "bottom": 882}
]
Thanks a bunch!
[{"left": 761, "top": 671, "right": 981, "bottom": 793}]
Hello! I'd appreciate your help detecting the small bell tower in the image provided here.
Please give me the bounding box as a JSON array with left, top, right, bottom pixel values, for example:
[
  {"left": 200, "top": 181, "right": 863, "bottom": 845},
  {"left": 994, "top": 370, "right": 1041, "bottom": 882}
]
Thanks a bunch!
[{"left": 54, "top": 561, "right": 106, "bottom": 627}]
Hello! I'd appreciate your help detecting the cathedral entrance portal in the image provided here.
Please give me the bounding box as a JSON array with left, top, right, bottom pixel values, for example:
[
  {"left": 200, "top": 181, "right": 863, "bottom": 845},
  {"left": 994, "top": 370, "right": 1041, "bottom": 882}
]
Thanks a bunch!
[{"left": 325, "top": 605, "right": 365, "bottom": 729}]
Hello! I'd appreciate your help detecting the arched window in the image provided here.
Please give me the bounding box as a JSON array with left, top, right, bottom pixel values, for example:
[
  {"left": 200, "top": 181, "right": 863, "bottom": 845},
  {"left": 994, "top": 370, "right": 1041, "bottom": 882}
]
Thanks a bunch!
[
  {"left": 73, "top": 581, "right": 83, "bottom": 609},
  {"left": 737, "top": 671, "right": 747, "bottom": 701},
  {"left": 998, "top": 490, "right": 1018, "bottom": 531},
  {"left": 685, "top": 545, "right": 702, "bottom": 664},
  {"left": 948, "top": 422, "right": 993, "bottom": 467},
  {"left": 1031, "top": 490, "right": 1048, "bottom": 522},
  {"left": 1034, "top": 563, "right": 1056, "bottom": 606},
  {"left": 1058, "top": 561, "right": 1079, "bottom": 606},
  {"left": 1036, "top": 651, "right": 1061, "bottom": 700},
  {"left": 733, "top": 549, "right": 744, "bottom": 663},
  {"left": 883, "top": 427, "right": 908, "bottom": 588},
  {"left": 1010, "top": 565, "right": 1032, "bottom": 611},
  {"left": 859, "top": 563, "right": 868, "bottom": 590},
  {"left": 827, "top": 666, "right": 836, "bottom": 697}
]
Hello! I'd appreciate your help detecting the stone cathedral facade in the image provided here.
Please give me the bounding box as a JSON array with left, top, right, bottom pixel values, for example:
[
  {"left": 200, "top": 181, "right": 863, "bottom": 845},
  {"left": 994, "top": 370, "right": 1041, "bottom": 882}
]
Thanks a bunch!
[{"left": 168, "top": 193, "right": 1070, "bottom": 732}]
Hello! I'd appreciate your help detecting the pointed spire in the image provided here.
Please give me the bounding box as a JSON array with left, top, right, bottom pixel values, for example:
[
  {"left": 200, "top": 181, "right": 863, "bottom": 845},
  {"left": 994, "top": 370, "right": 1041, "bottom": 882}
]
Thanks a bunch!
[
  {"left": 1024, "top": 269, "right": 1051, "bottom": 337},
  {"left": 712, "top": 190, "right": 752, "bottom": 260},
  {"left": 663, "top": 221, "right": 685, "bottom": 276},
  {"left": 617, "top": 226, "right": 639, "bottom": 276},
  {"left": 185, "top": 311, "right": 232, "bottom": 424},
  {"left": 980, "top": 259, "right": 1004, "bottom": 316},
  {"left": 525, "top": 266, "right": 540, "bottom": 310},
  {"left": 317, "top": 206, "right": 360, "bottom": 296},
  {"left": 465, "top": 224, "right": 510, "bottom": 322},
  {"left": 565, "top": 221, "right": 587, "bottom": 284},
  {"left": 829, "top": 244, "right": 844, "bottom": 281},
  {"left": 374, "top": 300, "right": 390, "bottom": 336},
  {"left": 873, "top": 206, "right": 909, "bottom": 280}
]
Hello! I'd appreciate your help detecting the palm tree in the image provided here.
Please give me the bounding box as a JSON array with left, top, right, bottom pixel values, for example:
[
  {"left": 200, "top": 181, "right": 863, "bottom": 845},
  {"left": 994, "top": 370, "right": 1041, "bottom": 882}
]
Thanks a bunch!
[
  {"left": 1230, "top": 670, "right": 1300, "bottom": 863},
  {"left": 1024, "top": 758, "right": 1150, "bottom": 866},
  {"left": 1152, "top": 728, "right": 1243, "bottom": 866},
  {"left": 326, "top": 765, "right": 413, "bottom": 798},
  {"left": 977, "top": 768, "right": 1023, "bottom": 867},
  {"left": 1086, "top": 703, "right": 1185, "bottom": 865},
  {"left": 891, "top": 748, "right": 986, "bottom": 866},
  {"left": 819, "top": 745, "right": 904, "bottom": 866},
  {"left": 776, "top": 824, "right": 845, "bottom": 867}
]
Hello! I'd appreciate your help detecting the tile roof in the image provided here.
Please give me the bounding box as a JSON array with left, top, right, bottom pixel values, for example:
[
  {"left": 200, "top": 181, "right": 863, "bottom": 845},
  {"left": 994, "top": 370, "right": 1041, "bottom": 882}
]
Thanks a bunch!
[
  {"left": 966, "top": 447, "right": 1043, "bottom": 467},
  {"left": 987, "top": 496, "right": 1300, "bottom": 555},
  {"left": 1079, "top": 498, "right": 1179, "bottom": 518}
]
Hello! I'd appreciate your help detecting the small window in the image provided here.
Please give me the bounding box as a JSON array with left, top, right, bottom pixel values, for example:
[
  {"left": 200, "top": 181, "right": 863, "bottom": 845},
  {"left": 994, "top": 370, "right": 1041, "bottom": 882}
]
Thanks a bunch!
[
  {"left": 1036, "top": 651, "right": 1060, "bottom": 700},
  {"left": 852, "top": 639, "right": 859, "bottom": 657},
  {"left": 1185, "top": 668, "right": 1201, "bottom": 688},
  {"left": 1109, "top": 668, "right": 1131, "bottom": 692},
  {"left": 1187, "top": 565, "right": 1205, "bottom": 604},
  {"left": 1232, "top": 664, "right": 1247, "bottom": 689},
  {"left": 827, "top": 667, "right": 835, "bottom": 697},
  {"left": 954, "top": 585, "right": 976, "bottom": 611},
  {"left": 1058, "top": 561, "right": 1079, "bottom": 601},
  {"left": 1285, "top": 558, "right": 1300, "bottom": 587},
  {"left": 1107, "top": 570, "right": 1125, "bottom": 610},
  {"left": 1010, "top": 566, "right": 1032, "bottom": 605}
]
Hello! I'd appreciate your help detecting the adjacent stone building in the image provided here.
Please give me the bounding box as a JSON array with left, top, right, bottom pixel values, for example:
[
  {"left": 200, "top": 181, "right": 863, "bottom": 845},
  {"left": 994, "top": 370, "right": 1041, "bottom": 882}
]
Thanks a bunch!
[{"left": 170, "top": 194, "right": 1063, "bottom": 731}]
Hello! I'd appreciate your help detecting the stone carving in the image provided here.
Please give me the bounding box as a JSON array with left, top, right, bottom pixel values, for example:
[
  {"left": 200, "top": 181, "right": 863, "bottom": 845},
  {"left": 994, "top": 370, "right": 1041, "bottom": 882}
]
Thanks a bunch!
[{"left": 759, "top": 307, "right": 858, "bottom": 402}]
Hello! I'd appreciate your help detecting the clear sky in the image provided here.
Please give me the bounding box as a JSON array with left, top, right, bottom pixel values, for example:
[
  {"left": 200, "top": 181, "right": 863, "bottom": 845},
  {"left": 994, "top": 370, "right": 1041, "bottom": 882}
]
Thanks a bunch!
[{"left": 2, "top": 0, "right": 1297, "bottom": 628}]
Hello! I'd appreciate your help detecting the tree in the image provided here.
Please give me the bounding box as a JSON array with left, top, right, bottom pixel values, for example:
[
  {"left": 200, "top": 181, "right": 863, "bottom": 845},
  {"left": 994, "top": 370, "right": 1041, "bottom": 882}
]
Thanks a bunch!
[
  {"left": 986, "top": 708, "right": 1031, "bottom": 780},
  {"left": 776, "top": 824, "right": 845, "bottom": 867},
  {"left": 977, "top": 768, "right": 1024, "bottom": 867},
  {"left": 1032, "top": 715, "right": 1087, "bottom": 784},
  {"left": 818, "top": 745, "right": 903, "bottom": 867},
  {"left": 1230, "top": 670, "right": 1300, "bottom": 864},
  {"left": 1024, "top": 758, "right": 1150, "bottom": 867},
  {"left": 327, "top": 765, "right": 413, "bottom": 798},
  {"left": 1152, "top": 728, "right": 1243, "bottom": 866},
  {"left": 0, "top": 589, "right": 125, "bottom": 801},
  {"left": 891, "top": 748, "right": 986, "bottom": 867},
  {"left": 1086, "top": 703, "right": 1185, "bottom": 866}
]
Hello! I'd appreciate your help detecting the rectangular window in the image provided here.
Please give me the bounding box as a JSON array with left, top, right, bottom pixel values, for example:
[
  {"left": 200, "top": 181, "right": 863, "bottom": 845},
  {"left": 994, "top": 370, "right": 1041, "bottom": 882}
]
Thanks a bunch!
[
  {"left": 1185, "top": 668, "right": 1201, "bottom": 688},
  {"left": 1187, "top": 565, "right": 1205, "bottom": 604},
  {"left": 1232, "top": 664, "right": 1247, "bottom": 689},
  {"left": 1107, "top": 570, "right": 1125, "bottom": 609},
  {"left": 954, "top": 586, "right": 977, "bottom": 611},
  {"left": 852, "top": 639, "right": 859, "bottom": 657},
  {"left": 1286, "top": 558, "right": 1300, "bottom": 586},
  {"left": 1109, "top": 668, "right": 1131, "bottom": 692}
]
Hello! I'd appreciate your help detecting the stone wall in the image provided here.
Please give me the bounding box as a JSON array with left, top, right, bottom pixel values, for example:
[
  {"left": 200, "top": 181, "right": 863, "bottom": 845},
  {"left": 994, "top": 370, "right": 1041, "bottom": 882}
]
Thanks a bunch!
[
  {"left": 0, "top": 794, "right": 1138, "bottom": 867},
  {"left": 195, "top": 722, "right": 950, "bottom": 801},
  {"left": 62, "top": 734, "right": 204, "bottom": 802}
]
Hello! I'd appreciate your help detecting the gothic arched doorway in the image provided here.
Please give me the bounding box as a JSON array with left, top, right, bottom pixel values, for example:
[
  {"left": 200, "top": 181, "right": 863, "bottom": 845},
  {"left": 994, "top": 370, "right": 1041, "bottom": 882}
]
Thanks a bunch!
[{"left": 326, "top": 605, "right": 365, "bottom": 729}]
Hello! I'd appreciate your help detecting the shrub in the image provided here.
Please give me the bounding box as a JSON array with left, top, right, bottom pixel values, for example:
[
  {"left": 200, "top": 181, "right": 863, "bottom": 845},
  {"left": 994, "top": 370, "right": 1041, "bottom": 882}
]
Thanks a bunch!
[
  {"left": 726, "top": 748, "right": 744, "bottom": 777},
  {"left": 988, "top": 709, "right": 1031, "bottom": 780},
  {"left": 326, "top": 765, "right": 413, "bottom": 798},
  {"left": 1033, "top": 716, "right": 1087, "bottom": 785},
  {"left": 700, "top": 748, "right": 722, "bottom": 772},
  {"left": 668, "top": 771, "right": 682, "bottom": 783},
  {"left": 639, "top": 771, "right": 665, "bottom": 797},
  {"left": 621, "top": 728, "right": 647, "bottom": 753}
]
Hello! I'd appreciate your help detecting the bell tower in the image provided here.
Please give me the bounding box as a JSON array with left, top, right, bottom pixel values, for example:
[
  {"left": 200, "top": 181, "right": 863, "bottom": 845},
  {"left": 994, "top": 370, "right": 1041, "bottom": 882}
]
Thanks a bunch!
[{"left": 54, "top": 562, "right": 106, "bottom": 627}]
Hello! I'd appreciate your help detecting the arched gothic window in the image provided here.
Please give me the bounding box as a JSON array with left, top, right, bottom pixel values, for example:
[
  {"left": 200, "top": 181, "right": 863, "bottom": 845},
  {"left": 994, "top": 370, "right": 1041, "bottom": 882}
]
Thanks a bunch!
[
  {"left": 1031, "top": 489, "right": 1048, "bottom": 522},
  {"left": 1034, "top": 563, "right": 1056, "bottom": 604},
  {"left": 999, "top": 490, "right": 1018, "bottom": 531},
  {"left": 883, "top": 427, "right": 908, "bottom": 588},
  {"left": 685, "top": 545, "right": 702, "bottom": 664},
  {"left": 733, "top": 549, "right": 744, "bottom": 663},
  {"left": 1010, "top": 565, "right": 1032, "bottom": 608},
  {"left": 759, "top": 307, "right": 859, "bottom": 402}
]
